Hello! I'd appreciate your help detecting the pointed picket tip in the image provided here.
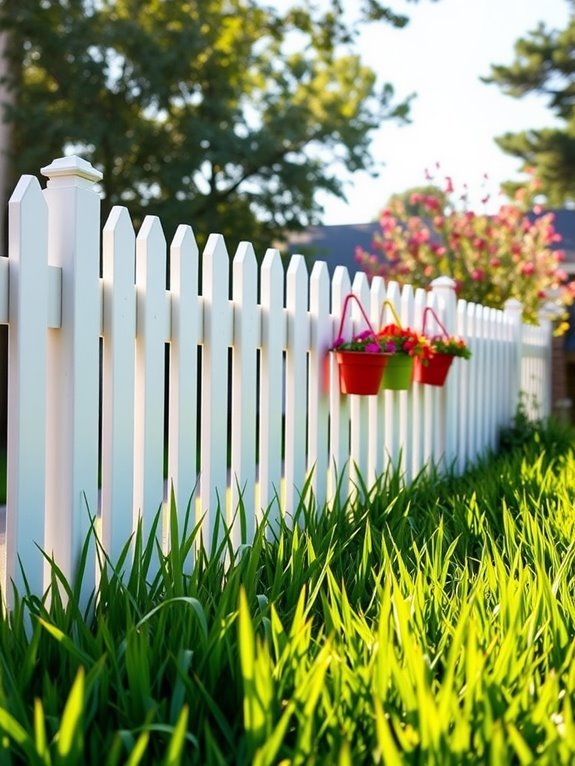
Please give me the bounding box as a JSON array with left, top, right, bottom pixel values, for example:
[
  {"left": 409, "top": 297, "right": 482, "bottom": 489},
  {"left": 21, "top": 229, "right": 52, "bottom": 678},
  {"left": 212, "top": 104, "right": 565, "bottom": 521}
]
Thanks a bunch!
[
  {"left": 234, "top": 241, "right": 257, "bottom": 269},
  {"left": 9, "top": 175, "right": 45, "bottom": 207},
  {"left": 287, "top": 253, "right": 307, "bottom": 275},
  {"left": 332, "top": 265, "right": 351, "bottom": 291},
  {"left": 371, "top": 275, "right": 385, "bottom": 294},
  {"left": 351, "top": 270, "right": 369, "bottom": 294},
  {"left": 171, "top": 224, "right": 198, "bottom": 255},
  {"left": 310, "top": 259, "right": 329, "bottom": 285},
  {"left": 137, "top": 215, "right": 166, "bottom": 249},
  {"left": 261, "top": 248, "right": 283, "bottom": 279},
  {"left": 204, "top": 232, "right": 228, "bottom": 259},
  {"left": 385, "top": 281, "right": 401, "bottom": 318},
  {"left": 414, "top": 286, "right": 427, "bottom": 303},
  {"left": 203, "top": 233, "right": 229, "bottom": 277},
  {"left": 401, "top": 283, "right": 414, "bottom": 301},
  {"left": 103, "top": 206, "right": 135, "bottom": 239}
]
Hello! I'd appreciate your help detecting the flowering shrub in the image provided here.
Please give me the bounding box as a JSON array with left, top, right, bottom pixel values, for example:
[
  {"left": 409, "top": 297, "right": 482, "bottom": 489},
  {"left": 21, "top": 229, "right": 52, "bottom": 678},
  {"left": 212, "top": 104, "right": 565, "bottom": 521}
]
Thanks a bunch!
[
  {"left": 376, "top": 324, "right": 432, "bottom": 360},
  {"left": 355, "top": 169, "right": 575, "bottom": 326}
]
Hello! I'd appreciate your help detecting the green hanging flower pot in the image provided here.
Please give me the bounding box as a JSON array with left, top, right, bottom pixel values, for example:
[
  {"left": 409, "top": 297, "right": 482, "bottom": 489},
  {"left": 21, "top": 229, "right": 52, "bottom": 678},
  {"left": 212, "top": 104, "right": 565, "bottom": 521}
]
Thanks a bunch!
[{"left": 381, "top": 354, "right": 414, "bottom": 391}]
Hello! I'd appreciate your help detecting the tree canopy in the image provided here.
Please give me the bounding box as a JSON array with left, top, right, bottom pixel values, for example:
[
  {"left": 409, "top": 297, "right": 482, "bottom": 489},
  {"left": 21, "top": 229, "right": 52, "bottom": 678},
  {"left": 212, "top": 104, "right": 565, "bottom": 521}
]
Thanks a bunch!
[
  {"left": 485, "top": 3, "right": 575, "bottom": 205},
  {"left": 0, "top": 0, "right": 435, "bottom": 252}
]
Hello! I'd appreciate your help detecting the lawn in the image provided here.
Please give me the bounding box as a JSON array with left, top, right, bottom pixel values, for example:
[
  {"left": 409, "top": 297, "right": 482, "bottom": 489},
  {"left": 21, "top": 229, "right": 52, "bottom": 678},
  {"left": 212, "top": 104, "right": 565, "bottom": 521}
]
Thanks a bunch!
[{"left": 0, "top": 419, "right": 574, "bottom": 764}]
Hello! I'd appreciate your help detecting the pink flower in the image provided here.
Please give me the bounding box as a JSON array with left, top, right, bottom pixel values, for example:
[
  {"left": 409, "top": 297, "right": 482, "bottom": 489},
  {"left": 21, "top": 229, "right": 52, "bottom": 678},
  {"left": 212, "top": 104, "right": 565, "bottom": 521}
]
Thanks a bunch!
[
  {"left": 365, "top": 342, "right": 380, "bottom": 353},
  {"left": 471, "top": 269, "right": 484, "bottom": 282},
  {"left": 521, "top": 262, "right": 535, "bottom": 276}
]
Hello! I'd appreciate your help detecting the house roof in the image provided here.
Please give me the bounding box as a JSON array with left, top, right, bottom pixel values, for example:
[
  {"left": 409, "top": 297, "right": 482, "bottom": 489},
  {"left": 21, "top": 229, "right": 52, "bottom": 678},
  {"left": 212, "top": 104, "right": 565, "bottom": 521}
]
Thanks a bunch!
[{"left": 284, "top": 222, "right": 379, "bottom": 278}]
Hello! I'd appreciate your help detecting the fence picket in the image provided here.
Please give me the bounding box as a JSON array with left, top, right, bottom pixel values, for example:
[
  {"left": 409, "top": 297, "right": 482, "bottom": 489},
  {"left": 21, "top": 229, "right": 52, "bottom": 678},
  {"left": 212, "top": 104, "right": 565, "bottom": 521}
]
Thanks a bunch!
[
  {"left": 383, "top": 281, "right": 402, "bottom": 471},
  {"left": 199, "top": 234, "right": 232, "bottom": 550},
  {"left": 349, "top": 272, "right": 371, "bottom": 492},
  {"left": 258, "top": 248, "right": 284, "bottom": 535},
  {"left": 230, "top": 242, "right": 258, "bottom": 544},
  {"left": 308, "top": 261, "right": 330, "bottom": 509},
  {"left": 285, "top": 255, "right": 309, "bottom": 522},
  {"left": 399, "top": 284, "right": 415, "bottom": 483},
  {"left": 168, "top": 224, "right": 200, "bottom": 538},
  {"left": 133, "top": 217, "right": 168, "bottom": 547},
  {"left": 456, "top": 299, "right": 469, "bottom": 474},
  {"left": 368, "top": 277, "right": 387, "bottom": 485},
  {"left": 101, "top": 207, "right": 137, "bottom": 564},
  {"left": 5, "top": 177, "right": 48, "bottom": 600},
  {"left": 411, "top": 288, "right": 427, "bottom": 478},
  {"left": 329, "top": 267, "right": 352, "bottom": 501}
]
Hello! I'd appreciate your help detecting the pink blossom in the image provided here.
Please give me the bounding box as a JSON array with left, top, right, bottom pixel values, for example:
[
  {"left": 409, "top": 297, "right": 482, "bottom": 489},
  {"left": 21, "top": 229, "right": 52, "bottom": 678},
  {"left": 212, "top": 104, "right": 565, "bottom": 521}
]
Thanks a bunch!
[
  {"left": 365, "top": 342, "right": 380, "bottom": 353},
  {"left": 471, "top": 269, "right": 484, "bottom": 282},
  {"left": 521, "top": 263, "right": 535, "bottom": 276}
]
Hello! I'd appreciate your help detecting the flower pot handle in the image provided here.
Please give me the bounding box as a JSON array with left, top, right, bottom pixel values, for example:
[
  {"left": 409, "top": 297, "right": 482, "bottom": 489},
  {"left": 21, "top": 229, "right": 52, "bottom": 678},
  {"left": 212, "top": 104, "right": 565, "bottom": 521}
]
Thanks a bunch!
[
  {"left": 335, "top": 293, "right": 377, "bottom": 342},
  {"left": 422, "top": 306, "right": 449, "bottom": 338},
  {"left": 379, "top": 299, "right": 402, "bottom": 329}
]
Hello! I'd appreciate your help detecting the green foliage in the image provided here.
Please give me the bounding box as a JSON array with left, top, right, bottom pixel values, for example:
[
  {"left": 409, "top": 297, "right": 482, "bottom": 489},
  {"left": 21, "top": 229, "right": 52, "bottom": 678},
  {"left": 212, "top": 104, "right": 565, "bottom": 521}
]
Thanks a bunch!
[
  {"left": 485, "top": 10, "right": 575, "bottom": 205},
  {"left": 0, "top": 0, "right": 431, "bottom": 252},
  {"left": 0, "top": 422, "right": 575, "bottom": 762}
]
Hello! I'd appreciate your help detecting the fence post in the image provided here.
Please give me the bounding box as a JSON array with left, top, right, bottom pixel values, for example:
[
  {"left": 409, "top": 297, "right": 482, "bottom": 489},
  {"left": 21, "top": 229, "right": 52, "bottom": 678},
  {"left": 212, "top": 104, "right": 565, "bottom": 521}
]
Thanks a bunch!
[
  {"left": 41, "top": 155, "right": 102, "bottom": 596},
  {"left": 430, "top": 276, "right": 457, "bottom": 469},
  {"left": 504, "top": 298, "right": 523, "bottom": 422}
]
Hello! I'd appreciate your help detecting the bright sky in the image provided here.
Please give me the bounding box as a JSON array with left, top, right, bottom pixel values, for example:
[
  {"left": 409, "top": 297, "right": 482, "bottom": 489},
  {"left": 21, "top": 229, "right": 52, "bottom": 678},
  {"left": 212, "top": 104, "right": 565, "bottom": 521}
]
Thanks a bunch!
[{"left": 308, "top": 0, "right": 571, "bottom": 224}]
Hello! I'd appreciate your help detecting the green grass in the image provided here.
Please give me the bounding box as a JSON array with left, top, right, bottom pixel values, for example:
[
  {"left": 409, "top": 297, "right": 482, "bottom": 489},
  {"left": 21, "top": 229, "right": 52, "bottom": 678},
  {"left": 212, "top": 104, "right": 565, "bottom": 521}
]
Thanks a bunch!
[{"left": 0, "top": 419, "right": 574, "bottom": 763}]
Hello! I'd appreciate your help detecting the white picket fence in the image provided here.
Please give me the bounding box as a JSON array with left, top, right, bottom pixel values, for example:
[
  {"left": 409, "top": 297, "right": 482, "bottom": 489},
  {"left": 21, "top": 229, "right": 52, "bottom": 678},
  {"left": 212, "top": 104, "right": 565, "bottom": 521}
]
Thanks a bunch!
[{"left": 0, "top": 156, "right": 552, "bottom": 601}]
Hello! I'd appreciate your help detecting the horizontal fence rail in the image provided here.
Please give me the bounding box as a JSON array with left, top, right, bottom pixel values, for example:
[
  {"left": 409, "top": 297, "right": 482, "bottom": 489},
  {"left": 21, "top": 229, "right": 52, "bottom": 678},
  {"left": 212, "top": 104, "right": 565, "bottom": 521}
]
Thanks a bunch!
[{"left": 0, "top": 157, "right": 553, "bottom": 602}]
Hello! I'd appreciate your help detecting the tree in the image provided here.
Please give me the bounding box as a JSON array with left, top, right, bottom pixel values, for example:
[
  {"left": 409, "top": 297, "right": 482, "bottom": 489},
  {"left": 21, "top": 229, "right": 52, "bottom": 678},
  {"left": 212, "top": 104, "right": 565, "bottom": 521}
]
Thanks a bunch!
[
  {"left": 485, "top": 5, "right": 575, "bottom": 205},
  {"left": 0, "top": 0, "right": 435, "bottom": 254}
]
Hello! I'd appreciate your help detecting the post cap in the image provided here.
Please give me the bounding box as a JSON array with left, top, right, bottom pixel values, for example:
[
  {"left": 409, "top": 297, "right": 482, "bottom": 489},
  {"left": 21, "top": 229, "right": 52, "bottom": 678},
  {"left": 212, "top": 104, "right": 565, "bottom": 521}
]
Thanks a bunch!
[
  {"left": 41, "top": 155, "right": 103, "bottom": 189},
  {"left": 503, "top": 298, "right": 523, "bottom": 314},
  {"left": 430, "top": 276, "right": 457, "bottom": 291}
]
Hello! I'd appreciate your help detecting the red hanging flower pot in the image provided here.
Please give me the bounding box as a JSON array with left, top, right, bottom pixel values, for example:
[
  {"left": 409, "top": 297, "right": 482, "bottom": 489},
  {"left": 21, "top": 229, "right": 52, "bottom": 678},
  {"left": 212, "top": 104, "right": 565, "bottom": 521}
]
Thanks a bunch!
[
  {"left": 335, "top": 350, "right": 389, "bottom": 395},
  {"left": 414, "top": 306, "right": 471, "bottom": 387},
  {"left": 330, "top": 293, "right": 390, "bottom": 396},
  {"left": 413, "top": 354, "right": 453, "bottom": 387}
]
